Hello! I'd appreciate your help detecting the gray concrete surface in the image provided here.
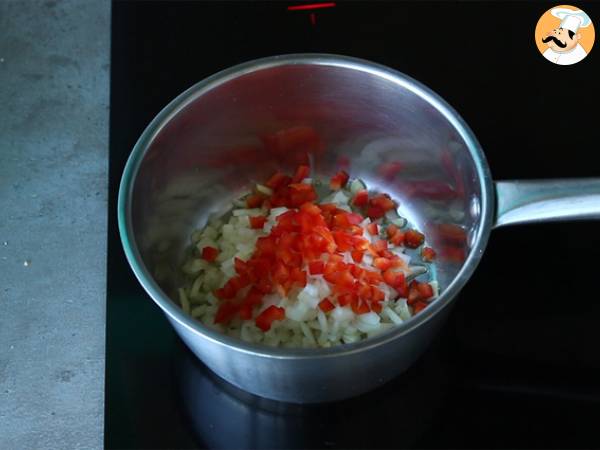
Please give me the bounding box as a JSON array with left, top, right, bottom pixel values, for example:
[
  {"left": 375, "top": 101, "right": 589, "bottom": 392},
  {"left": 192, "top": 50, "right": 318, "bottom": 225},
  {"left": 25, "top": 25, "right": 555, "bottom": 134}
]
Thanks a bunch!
[{"left": 0, "top": 1, "right": 110, "bottom": 448}]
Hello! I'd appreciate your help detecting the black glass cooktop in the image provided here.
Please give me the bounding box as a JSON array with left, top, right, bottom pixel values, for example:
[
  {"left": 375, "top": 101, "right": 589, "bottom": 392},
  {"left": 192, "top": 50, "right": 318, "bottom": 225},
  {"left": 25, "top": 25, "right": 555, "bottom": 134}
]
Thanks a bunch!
[{"left": 106, "top": 2, "right": 600, "bottom": 448}]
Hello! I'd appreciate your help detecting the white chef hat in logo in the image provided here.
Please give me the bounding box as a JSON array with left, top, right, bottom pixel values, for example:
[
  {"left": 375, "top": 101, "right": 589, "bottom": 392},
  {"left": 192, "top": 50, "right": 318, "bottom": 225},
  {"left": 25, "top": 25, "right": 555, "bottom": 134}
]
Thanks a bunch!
[{"left": 551, "top": 7, "right": 592, "bottom": 33}]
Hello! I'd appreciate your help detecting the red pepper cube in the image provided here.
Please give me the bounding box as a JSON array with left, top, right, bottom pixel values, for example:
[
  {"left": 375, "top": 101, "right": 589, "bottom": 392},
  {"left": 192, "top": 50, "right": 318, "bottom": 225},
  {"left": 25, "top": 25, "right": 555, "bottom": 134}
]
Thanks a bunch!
[
  {"left": 373, "top": 257, "right": 392, "bottom": 271},
  {"left": 318, "top": 298, "right": 335, "bottom": 313},
  {"left": 255, "top": 305, "right": 285, "bottom": 331},
  {"left": 367, "top": 223, "right": 379, "bottom": 236},
  {"left": 413, "top": 301, "right": 428, "bottom": 314},
  {"left": 351, "top": 250, "right": 364, "bottom": 263},
  {"left": 292, "top": 164, "right": 310, "bottom": 183},
  {"left": 366, "top": 205, "right": 385, "bottom": 219},
  {"left": 352, "top": 189, "right": 369, "bottom": 207},
  {"left": 309, "top": 260, "right": 325, "bottom": 275},
  {"left": 265, "top": 171, "right": 290, "bottom": 190},
  {"left": 330, "top": 170, "right": 350, "bottom": 190},
  {"left": 405, "top": 229, "right": 425, "bottom": 248},
  {"left": 383, "top": 269, "right": 405, "bottom": 289},
  {"left": 214, "top": 301, "right": 239, "bottom": 324},
  {"left": 249, "top": 215, "right": 267, "bottom": 229},
  {"left": 370, "top": 194, "right": 395, "bottom": 212},
  {"left": 421, "top": 247, "right": 436, "bottom": 262},
  {"left": 373, "top": 239, "right": 388, "bottom": 254},
  {"left": 201, "top": 246, "right": 219, "bottom": 262}
]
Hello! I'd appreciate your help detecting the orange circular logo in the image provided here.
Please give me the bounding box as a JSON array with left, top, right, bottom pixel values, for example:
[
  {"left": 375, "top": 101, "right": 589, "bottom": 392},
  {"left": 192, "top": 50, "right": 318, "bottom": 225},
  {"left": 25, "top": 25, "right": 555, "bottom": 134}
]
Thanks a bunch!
[{"left": 535, "top": 5, "right": 595, "bottom": 65}]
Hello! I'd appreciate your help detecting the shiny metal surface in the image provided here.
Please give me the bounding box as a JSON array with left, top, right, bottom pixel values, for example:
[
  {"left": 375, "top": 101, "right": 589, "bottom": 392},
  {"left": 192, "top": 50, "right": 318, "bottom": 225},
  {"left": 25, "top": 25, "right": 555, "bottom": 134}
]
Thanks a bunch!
[
  {"left": 176, "top": 343, "right": 447, "bottom": 449},
  {"left": 119, "top": 54, "right": 516, "bottom": 402},
  {"left": 495, "top": 179, "right": 600, "bottom": 227}
]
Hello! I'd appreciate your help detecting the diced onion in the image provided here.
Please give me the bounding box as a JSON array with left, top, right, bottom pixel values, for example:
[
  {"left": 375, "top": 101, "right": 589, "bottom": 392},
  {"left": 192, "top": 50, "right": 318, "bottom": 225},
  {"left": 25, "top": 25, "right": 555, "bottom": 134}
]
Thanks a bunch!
[
  {"left": 256, "top": 184, "right": 273, "bottom": 196},
  {"left": 349, "top": 179, "right": 366, "bottom": 194}
]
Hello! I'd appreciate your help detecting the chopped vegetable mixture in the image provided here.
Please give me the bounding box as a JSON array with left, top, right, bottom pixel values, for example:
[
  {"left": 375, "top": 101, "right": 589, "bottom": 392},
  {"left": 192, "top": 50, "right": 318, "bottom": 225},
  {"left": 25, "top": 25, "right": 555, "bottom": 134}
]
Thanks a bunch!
[{"left": 178, "top": 165, "right": 438, "bottom": 348}]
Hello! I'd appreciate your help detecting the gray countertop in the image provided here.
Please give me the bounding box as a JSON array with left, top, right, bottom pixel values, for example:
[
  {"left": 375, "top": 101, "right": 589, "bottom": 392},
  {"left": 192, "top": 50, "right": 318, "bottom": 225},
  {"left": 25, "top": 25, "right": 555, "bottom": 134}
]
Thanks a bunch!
[{"left": 0, "top": 1, "right": 109, "bottom": 448}]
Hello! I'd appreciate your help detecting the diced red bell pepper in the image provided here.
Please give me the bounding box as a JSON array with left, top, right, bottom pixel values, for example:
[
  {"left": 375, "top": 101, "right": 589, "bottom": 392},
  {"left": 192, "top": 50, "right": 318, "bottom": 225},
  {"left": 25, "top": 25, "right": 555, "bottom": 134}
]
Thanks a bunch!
[
  {"left": 228, "top": 274, "right": 250, "bottom": 292},
  {"left": 309, "top": 260, "right": 325, "bottom": 275},
  {"left": 349, "top": 225, "right": 363, "bottom": 236},
  {"left": 239, "top": 303, "right": 253, "bottom": 320},
  {"left": 352, "top": 189, "right": 369, "bottom": 207},
  {"left": 350, "top": 264, "right": 364, "bottom": 279},
  {"left": 319, "top": 203, "right": 338, "bottom": 214},
  {"left": 366, "top": 205, "right": 385, "bottom": 220},
  {"left": 265, "top": 171, "right": 290, "bottom": 190},
  {"left": 324, "top": 270, "right": 355, "bottom": 289},
  {"left": 318, "top": 298, "right": 335, "bottom": 313},
  {"left": 413, "top": 301, "right": 428, "bottom": 314},
  {"left": 407, "top": 280, "right": 434, "bottom": 304},
  {"left": 332, "top": 230, "right": 355, "bottom": 252},
  {"left": 327, "top": 253, "right": 344, "bottom": 265},
  {"left": 405, "top": 229, "right": 425, "bottom": 248},
  {"left": 330, "top": 170, "right": 350, "bottom": 190},
  {"left": 395, "top": 277, "right": 408, "bottom": 298},
  {"left": 387, "top": 224, "right": 399, "bottom": 238},
  {"left": 370, "top": 301, "right": 383, "bottom": 313},
  {"left": 234, "top": 257, "right": 248, "bottom": 276},
  {"left": 249, "top": 215, "right": 267, "bottom": 229},
  {"left": 390, "top": 230, "right": 405, "bottom": 246},
  {"left": 272, "top": 261, "right": 290, "bottom": 285},
  {"left": 214, "top": 301, "right": 239, "bottom": 324},
  {"left": 299, "top": 202, "right": 321, "bottom": 215},
  {"left": 380, "top": 249, "right": 395, "bottom": 259},
  {"left": 332, "top": 212, "right": 363, "bottom": 228},
  {"left": 367, "top": 223, "right": 378, "bottom": 236},
  {"left": 351, "top": 297, "right": 370, "bottom": 314},
  {"left": 390, "top": 256, "right": 407, "bottom": 269},
  {"left": 201, "top": 246, "right": 219, "bottom": 262},
  {"left": 246, "top": 193, "right": 265, "bottom": 208},
  {"left": 289, "top": 185, "right": 318, "bottom": 207},
  {"left": 351, "top": 250, "right": 364, "bottom": 263},
  {"left": 373, "top": 239, "right": 388, "bottom": 254},
  {"left": 255, "top": 305, "right": 285, "bottom": 331},
  {"left": 371, "top": 286, "right": 385, "bottom": 302},
  {"left": 358, "top": 283, "right": 373, "bottom": 301},
  {"left": 214, "top": 282, "right": 235, "bottom": 300},
  {"left": 383, "top": 269, "right": 405, "bottom": 289},
  {"left": 255, "top": 236, "right": 277, "bottom": 257},
  {"left": 370, "top": 194, "right": 395, "bottom": 212},
  {"left": 313, "top": 226, "right": 337, "bottom": 253},
  {"left": 243, "top": 287, "right": 263, "bottom": 307},
  {"left": 291, "top": 267, "right": 307, "bottom": 287},
  {"left": 255, "top": 277, "right": 273, "bottom": 295},
  {"left": 338, "top": 292, "right": 357, "bottom": 307},
  {"left": 422, "top": 247, "right": 436, "bottom": 262},
  {"left": 416, "top": 281, "right": 434, "bottom": 300},
  {"left": 292, "top": 164, "right": 310, "bottom": 183},
  {"left": 363, "top": 270, "right": 383, "bottom": 284},
  {"left": 373, "top": 257, "right": 392, "bottom": 271},
  {"left": 289, "top": 182, "right": 314, "bottom": 192}
]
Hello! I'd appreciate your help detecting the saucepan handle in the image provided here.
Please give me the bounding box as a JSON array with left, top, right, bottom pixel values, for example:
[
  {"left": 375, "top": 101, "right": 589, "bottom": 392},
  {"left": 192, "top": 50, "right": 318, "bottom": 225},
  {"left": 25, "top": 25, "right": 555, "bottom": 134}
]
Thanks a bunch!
[{"left": 494, "top": 179, "right": 600, "bottom": 228}]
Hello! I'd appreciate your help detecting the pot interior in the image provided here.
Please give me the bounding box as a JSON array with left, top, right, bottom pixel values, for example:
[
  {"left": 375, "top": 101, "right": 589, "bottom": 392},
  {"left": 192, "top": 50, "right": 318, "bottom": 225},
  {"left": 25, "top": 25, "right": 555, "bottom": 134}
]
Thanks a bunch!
[{"left": 125, "top": 56, "right": 487, "bottom": 320}]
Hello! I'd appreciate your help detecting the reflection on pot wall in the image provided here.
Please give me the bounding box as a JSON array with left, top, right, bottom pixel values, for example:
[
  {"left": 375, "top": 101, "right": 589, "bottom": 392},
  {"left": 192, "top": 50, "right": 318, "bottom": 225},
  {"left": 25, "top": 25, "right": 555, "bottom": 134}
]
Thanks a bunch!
[{"left": 176, "top": 342, "right": 450, "bottom": 449}]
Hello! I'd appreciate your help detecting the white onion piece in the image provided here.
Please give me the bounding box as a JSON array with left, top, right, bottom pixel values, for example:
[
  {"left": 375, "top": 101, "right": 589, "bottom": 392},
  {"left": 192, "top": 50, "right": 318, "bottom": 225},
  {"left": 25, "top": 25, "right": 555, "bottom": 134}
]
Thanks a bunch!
[
  {"left": 256, "top": 184, "right": 273, "bottom": 196},
  {"left": 350, "top": 179, "right": 366, "bottom": 194}
]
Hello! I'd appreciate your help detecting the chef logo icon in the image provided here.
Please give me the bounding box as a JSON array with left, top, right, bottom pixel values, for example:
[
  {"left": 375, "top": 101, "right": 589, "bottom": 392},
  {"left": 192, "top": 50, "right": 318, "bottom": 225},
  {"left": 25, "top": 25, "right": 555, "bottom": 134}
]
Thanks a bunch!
[{"left": 535, "top": 5, "right": 595, "bottom": 65}]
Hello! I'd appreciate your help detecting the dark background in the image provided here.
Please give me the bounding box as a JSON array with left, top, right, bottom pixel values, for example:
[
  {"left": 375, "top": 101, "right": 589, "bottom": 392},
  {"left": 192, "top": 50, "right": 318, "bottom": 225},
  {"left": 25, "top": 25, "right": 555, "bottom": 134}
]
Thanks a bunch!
[{"left": 107, "top": 1, "right": 600, "bottom": 448}]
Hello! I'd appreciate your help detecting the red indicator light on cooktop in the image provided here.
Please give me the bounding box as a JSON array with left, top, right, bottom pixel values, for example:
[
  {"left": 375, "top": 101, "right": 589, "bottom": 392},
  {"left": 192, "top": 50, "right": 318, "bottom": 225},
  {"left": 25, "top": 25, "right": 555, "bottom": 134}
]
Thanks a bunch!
[{"left": 287, "top": 2, "right": 336, "bottom": 11}]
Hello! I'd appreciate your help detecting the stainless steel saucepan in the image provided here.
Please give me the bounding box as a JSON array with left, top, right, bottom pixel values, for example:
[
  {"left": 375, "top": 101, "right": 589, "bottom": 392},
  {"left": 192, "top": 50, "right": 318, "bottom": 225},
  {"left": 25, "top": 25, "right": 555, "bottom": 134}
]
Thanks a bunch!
[{"left": 118, "top": 54, "right": 600, "bottom": 403}]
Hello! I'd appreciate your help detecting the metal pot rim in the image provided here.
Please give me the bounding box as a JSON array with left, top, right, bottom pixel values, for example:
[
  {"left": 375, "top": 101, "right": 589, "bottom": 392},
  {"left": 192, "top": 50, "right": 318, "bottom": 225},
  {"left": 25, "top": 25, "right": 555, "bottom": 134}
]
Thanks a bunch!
[{"left": 118, "top": 53, "right": 495, "bottom": 360}]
